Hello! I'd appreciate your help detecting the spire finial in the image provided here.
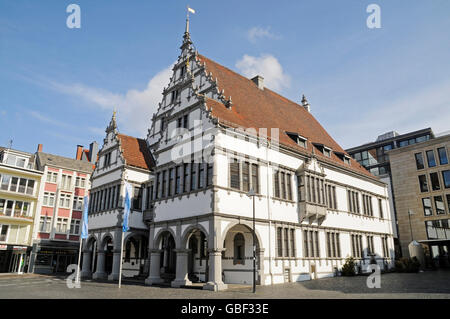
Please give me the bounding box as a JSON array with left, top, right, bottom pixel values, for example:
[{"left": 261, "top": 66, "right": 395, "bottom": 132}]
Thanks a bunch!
[
  {"left": 301, "top": 94, "right": 310, "bottom": 112},
  {"left": 106, "top": 108, "right": 118, "bottom": 133}
]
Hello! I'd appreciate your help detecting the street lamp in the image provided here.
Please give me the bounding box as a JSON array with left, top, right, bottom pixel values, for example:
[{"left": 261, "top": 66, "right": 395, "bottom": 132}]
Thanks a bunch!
[
  {"left": 408, "top": 209, "right": 415, "bottom": 241},
  {"left": 247, "top": 188, "right": 256, "bottom": 293}
]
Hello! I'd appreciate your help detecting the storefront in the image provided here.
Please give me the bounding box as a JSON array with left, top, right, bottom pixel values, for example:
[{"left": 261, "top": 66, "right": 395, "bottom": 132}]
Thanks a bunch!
[
  {"left": 31, "top": 242, "right": 79, "bottom": 274},
  {"left": 0, "top": 244, "right": 31, "bottom": 273}
]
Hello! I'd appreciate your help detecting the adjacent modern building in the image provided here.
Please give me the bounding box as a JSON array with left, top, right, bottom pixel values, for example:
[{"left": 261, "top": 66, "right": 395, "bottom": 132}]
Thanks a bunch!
[
  {"left": 28, "top": 144, "right": 95, "bottom": 274},
  {"left": 346, "top": 128, "right": 434, "bottom": 257},
  {"left": 388, "top": 134, "right": 449, "bottom": 267},
  {"left": 81, "top": 21, "right": 396, "bottom": 290},
  {"left": 0, "top": 147, "right": 43, "bottom": 273}
]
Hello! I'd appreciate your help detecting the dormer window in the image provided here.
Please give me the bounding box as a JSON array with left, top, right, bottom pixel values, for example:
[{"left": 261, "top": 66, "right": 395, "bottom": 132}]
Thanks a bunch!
[
  {"left": 313, "top": 143, "right": 332, "bottom": 157},
  {"left": 334, "top": 151, "right": 351, "bottom": 165},
  {"left": 286, "top": 132, "right": 307, "bottom": 148}
]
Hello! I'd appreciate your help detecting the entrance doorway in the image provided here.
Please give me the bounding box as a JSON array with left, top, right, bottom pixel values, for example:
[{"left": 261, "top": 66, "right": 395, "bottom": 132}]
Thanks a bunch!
[{"left": 9, "top": 252, "right": 26, "bottom": 274}]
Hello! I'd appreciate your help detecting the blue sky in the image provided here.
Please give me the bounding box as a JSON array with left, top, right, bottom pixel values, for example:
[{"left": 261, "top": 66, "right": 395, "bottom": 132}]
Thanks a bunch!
[{"left": 1, "top": 0, "right": 449, "bottom": 158}]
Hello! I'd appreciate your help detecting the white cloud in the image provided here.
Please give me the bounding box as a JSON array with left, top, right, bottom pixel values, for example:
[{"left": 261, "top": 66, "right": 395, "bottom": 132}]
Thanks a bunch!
[
  {"left": 235, "top": 54, "right": 291, "bottom": 91},
  {"left": 247, "top": 26, "right": 278, "bottom": 43},
  {"left": 46, "top": 65, "right": 173, "bottom": 137},
  {"left": 330, "top": 80, "right": 450, "bottom": 148}
]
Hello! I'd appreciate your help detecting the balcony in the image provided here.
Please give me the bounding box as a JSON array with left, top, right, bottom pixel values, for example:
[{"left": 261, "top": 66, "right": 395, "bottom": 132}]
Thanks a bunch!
[
  {"left": 143, "top": 207, "right": 154, "bottom": 222},
  {"left": 299, "top": 201, "right": 327, "bottom": 224}
]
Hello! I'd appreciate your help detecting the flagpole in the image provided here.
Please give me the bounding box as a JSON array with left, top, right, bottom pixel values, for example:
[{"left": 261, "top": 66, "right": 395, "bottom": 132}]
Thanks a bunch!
[
  {"left": 119, "top": 228, "right": 124, "bottom": 288},
  {"left": 76, "top": 237, "right": 83, "bottom": 284}
]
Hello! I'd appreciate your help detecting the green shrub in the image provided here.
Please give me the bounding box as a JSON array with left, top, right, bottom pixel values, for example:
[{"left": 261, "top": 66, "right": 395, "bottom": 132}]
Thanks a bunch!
[
  {"left": 341, "top": 256, "right": 356, "bottom": 276},
  {"left": 395, "top": 257, "right": 420, "bottom": 273}
]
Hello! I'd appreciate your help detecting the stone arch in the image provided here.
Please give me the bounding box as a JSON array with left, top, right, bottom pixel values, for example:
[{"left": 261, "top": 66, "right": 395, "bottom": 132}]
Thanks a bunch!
[
  {"left": 181, "top": 224, "right": 209, "bottom": 249},
  {"left": 85, "top": 235, "right": 98, "bottom": 251},
  {"left": 99, "top": 232, "right": 114, "bottom": 251},
  {"left": 153, "top": 227, "right": 177, "bottom": 250},
  {"left": 220, "top": 221, "right": 263, "bottom": 250}
]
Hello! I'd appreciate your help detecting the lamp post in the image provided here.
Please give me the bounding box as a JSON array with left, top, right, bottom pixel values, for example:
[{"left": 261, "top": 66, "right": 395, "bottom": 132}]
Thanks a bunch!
[
  {"left": 408, "top": 209, "right": 414, "bottom": 241},
  {"left": 248, "top": 188, "right": 256, "bottom": 293}
]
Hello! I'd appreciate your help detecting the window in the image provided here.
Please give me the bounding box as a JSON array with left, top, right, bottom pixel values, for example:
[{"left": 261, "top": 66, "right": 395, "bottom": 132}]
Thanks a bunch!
[
  {"left": 0, "top": 199, "right": 4, "bottom": 215},
  {"left": 168, "top": 168, "right": 174, "bottom": 196},
  {"left": 367, "top": 236, "right": 374, "bottom": 255},
  {"left": 161, "top": 170, "right": 167, "bottom": 197},
  {"left": 273, "top": 170, "right": 280, "bottom": 197},
  {"left": 183, "top": 114, "right": 189, "bottom": 129},
  {"left": 103, "top": 152, "right": 111, "bottom": 167},
  {"left": 382, "top": 237, "right": 389, "bottom": 258},
  {"left": 183, "top": 163, "right": 189, "bottom": 192},
  {"left": 190, "top": 161, "right": 197, "bottom": 191},
  {"left": 43, "top": 192, "right": 55, "bottom": 207},
  {"left": 170, "top": 89, "right": 179, "bottom": 103},
  {"left": 5, "top": 201, "right": 13, "bottom": 216},
  {"left": 61, "top": 174, "right": 72, "bottom": 189},
  {"left": 39, "top": 216, "right": 51, "bottom": 233},
  {"left": 56, "top": 218, "right": 68, "bottom": 233},
  {"left": 430, "top": 172, "right": 441, "bottom": 191},
  {"left": 70, "top": 219, "right": 80, "bottom": 235},
  {"left": 304, "top": 230, "right": 320, "bottom": 258},
  {"left": 46, "top": 172, "right": 58, "bottom": 183},
  {"left": 1, "top": 174, "right": 10, "bottom": 191},
  {"left": 72, "top": 197, "right": 83, "bottom": 211},
  {"left": 426, "top": 150, "right": 436, "bottom": 167},
  {"left": 26, "top": 180, "right": 34, "bottom": 195},
  {"left": 155, "top": 173, "right": 160, "bottom": 199},
  {"left": 362, "top": 195, "right": 373, "bottom": 216},
  {"left": 280, "top": 172, "right": 286, "bottom": 199},
  {"left": 425, "top": 219, "right": 450, "bottom": 240},
  {"left": 175, "top": 166, "right": 181, "bottom": 194},
  {"left": 229, "top": 159, "right": 240, "bottom": 190},
  {"left": 326, "top": 232, "right": 341, "bottom": 258},
  {"left": 233, "top": 233, "right": 245, "bottom": 265},
  {"left": 415, "top": 153, "right": 424, "bottom": 170},
  {"left": 378, "top": 199, "right": 384, "bottom": 219},
  {"left": 438, "top": 147, "right": 448, "bottom": 165},
  {"left": 59, "top": 193, "right": 71, "bottom": 208},
  {"left": 0, "top": 225, "right": 9, "bottom": 241},
  {"left": 418, "top": 175, "right": 428, "bottom": 192},
  {"left": 442, "top": 170, "right": 450, "bottom": 189},
  {"left": 75, "top": 177, "right": 86, "bottom": 188},
  {"left": 290, "top": 229, "right": 295, "bottom": 257},
  {"left": 133, "top": 186, "right": 143, "bottom": 210},
  {"left": 9, "top": 177, "right": 18, "bottom": 192},
  {"left": 286, "top": 173, "right": 291, "bottom": 200},
  {"left": 283, "top": 228, "right": 289, "bottom": 257},
  {"left": 277, "top": 228, "right": 283, "bottom": 257},
  {"left": 422, "top": 197, "right": 433, "bottom": 216},
  {"left": 206, "top": 163, "right": 213, "bottom": 187},
  {"left": 198, "top": 163, "right": 204, "bottom": 189},
  {"left": 303, "top": 230, "right": 309, "bottom": 258},
  {"left": 434, "top": 196, "right": 445, "bottom": 215},
  {"left": 348, "top": 190, "right": 360, "bottom": 213},
  {"left": 242, "top": 162, "right": 250, "bottom": 192},
  {"left": 18, "top": 178, "right": 27, "bottom": 193},
  {"left": 351, "top": 234, "right": 363, "bottom": 258}
]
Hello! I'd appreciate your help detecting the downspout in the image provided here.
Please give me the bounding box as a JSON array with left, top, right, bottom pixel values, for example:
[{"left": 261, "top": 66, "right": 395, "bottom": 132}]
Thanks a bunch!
[{"left": 266, "top": 139, "right": 274, "bottom": 284}]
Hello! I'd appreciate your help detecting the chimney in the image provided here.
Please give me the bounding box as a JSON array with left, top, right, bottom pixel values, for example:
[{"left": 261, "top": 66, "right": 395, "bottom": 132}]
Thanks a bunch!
[
  {"left": 88, "top": 141, "right": 99, "bottom": 163},
  {"left": 76, "top": 145, "right": 83, "bottom": 160},
  {"left": 251, "top": 75, "right": 264, "bottom": 90},
  {"left": 301, "top": 94, "right": 310, "bottom": 112},
  {"left": 37, "top": 144, "right": 43, "bottom": 153}
]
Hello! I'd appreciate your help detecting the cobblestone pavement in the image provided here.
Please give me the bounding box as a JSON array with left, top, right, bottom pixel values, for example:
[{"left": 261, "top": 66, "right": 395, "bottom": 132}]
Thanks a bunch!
[{"left": 0, "top": 270, "right": 449, "bottom": 299}]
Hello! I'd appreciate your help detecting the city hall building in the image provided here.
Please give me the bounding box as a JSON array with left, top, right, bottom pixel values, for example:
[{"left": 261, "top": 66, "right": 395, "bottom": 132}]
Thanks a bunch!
[{"left": 81, "top": 22, "right": 395, "bottom": 290}]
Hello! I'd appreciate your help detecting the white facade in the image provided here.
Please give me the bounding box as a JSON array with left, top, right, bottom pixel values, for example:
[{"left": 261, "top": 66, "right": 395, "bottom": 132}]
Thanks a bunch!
[{"left": 81, "top": 24, "right": 395, "bottom": 290}]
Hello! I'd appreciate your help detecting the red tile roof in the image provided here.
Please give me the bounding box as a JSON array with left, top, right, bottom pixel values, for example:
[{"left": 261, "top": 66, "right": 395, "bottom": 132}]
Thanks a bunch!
[
  {"left": 197, "top": 54, "right": 374, "bottom": 178},
  {"left": 117, "top": 134, "right": 154, "bottom": 170}
]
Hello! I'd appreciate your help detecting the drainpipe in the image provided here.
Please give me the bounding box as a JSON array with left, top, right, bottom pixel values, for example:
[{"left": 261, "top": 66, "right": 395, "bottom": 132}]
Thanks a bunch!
[{"left": 266, "top": 139, "right": 274, "bottom": 284}]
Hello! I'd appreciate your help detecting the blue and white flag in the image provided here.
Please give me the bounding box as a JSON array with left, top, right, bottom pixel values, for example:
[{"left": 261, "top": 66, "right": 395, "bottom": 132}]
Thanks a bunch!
[
  {"left": 80, "top": 195, "right": 89, "bottom": 239},
  {"left": 122, "top": 182, "right": 132, "bottom": 233}
]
